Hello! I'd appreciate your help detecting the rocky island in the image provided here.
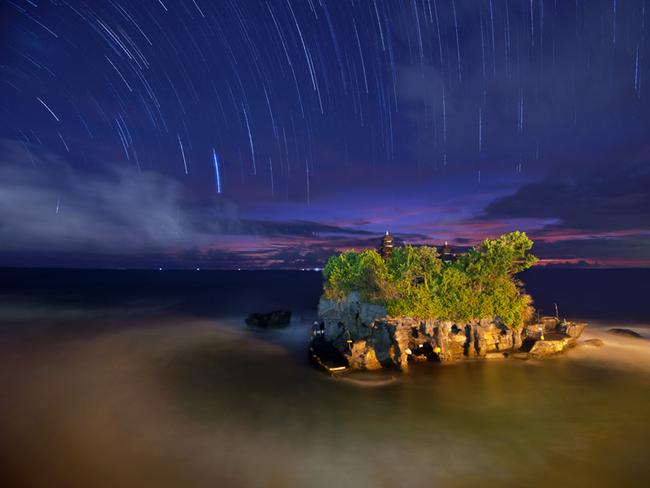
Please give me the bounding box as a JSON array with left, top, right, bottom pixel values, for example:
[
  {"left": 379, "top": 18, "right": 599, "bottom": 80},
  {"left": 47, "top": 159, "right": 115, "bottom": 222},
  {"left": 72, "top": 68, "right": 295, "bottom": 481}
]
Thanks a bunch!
[{"left": 309, "top": 232, "right": 588, "bottom": 373}]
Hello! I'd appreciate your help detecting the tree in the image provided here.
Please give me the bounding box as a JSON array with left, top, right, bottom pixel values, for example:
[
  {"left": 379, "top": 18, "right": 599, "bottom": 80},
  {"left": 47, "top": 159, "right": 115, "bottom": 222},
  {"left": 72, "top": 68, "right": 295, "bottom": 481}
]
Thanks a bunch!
[{"left": 322, "top": 232, "right": 537, "bottom": 328}]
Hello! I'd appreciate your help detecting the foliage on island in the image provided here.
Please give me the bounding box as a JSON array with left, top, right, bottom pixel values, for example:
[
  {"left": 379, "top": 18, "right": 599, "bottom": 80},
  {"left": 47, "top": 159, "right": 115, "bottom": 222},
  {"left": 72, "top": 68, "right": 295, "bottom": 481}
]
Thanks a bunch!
[{"left": 322, "top": 231, "right": 537, "bottom": 328}]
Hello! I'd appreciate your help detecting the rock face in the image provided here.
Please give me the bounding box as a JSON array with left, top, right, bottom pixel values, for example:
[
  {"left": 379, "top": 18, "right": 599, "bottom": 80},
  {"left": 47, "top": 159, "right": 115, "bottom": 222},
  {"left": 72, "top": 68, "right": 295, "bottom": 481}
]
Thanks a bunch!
[
  {"left": 245, "top": 310, "right": 292, "bottom": 328},
  {"left": 316, "top": 293, "right": 586, "bottom": 371}
]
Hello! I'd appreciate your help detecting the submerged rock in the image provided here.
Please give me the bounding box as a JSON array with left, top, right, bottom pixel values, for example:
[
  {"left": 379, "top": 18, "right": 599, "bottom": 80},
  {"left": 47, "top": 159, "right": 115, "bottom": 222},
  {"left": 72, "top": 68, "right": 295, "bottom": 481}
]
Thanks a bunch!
[
  {"left": 580, "top": 338, "right": 605, "bottom": 348},
  {"left": 607, "top": 328, "right": 643, "bottom": 338},
  {"left": 485, "top": 352, "right": 507, "bottom": 360},
  {"left": 312, "top": 293, "right": 587, "bottom": 372},
  {"left": 511, "top": 352, "right": 531, "bottom": 360},
  {"left": 245, "top": 310, "right": 292, "bottom": 329}
]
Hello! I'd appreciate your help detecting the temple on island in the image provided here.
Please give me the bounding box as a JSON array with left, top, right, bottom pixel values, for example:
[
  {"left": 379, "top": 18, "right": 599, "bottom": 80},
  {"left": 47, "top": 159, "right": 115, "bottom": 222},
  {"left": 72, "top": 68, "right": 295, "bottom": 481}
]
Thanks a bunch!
[
  {"left": 378, "top": 232, "right": 456, "bottom": 263},
  {"left": 441, "top": 241, "right": 455, "bottom": 264},
  {"left": 379, "top": 231, "right": 394, "bottom": 260}
]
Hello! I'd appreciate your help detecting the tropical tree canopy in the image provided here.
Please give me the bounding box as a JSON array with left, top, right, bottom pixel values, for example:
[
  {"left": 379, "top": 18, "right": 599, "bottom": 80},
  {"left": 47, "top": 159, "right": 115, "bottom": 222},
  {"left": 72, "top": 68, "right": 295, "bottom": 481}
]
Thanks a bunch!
[{"left": 322, "top": 231, "right": 537, "bottom": 329}]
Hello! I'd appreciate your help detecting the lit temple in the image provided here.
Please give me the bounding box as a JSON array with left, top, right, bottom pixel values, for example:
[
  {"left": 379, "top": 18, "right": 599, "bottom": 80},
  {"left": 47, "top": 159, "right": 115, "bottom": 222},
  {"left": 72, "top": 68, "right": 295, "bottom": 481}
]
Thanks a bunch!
[{"left": 379, "top": 231, "right": 394, "bottom": 260}]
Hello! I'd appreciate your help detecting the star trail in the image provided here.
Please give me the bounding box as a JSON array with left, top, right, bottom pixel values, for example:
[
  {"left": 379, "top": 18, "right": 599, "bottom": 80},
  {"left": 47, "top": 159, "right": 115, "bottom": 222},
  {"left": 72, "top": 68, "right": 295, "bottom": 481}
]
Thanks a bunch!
[{"left": 1, "top": 0, "right": 649, "bottom": 268}]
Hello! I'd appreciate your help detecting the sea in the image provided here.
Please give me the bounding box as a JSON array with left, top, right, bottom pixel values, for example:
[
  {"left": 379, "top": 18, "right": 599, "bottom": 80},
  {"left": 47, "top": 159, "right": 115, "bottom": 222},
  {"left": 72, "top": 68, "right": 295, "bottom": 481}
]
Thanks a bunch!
[{"left": 0, "top": 268, "right": 649, "bottom": 487}]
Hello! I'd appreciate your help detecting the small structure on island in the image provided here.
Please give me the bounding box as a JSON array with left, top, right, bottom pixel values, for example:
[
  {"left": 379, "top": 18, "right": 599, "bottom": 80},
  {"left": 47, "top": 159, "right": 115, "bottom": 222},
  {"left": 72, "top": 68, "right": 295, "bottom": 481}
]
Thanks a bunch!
[
  {"left": 441, "top": 241, "right": 455, "bottom": 264},
  {"left": 379, "top": 231, "right": 394, "bottom": 260}
]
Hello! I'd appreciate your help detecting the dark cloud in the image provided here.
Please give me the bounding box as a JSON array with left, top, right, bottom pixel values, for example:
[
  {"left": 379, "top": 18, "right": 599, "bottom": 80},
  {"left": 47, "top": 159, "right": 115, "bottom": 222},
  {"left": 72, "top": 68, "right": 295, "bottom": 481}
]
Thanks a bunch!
[
  {"left": 453, "top": 237, "right": 472, "bottom": 244},
  {"left": 537, "top": 260, "right": 597, "bottom": 268},
  {"left": 0, "top": 140, "right": 200, "bottom": 253},
  {"left": 197, "top": 219, "right": 374, "bottom": 238},
  {"left": 482, "top": 160, "right": 650, "bottom": 233}
]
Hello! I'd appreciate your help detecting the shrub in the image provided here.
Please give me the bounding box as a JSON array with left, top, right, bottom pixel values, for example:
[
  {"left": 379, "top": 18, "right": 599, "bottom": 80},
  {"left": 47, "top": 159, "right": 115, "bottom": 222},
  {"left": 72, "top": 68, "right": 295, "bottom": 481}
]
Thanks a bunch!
[{"left": 322, "top": 231, "right": 537, "bottom": 329}]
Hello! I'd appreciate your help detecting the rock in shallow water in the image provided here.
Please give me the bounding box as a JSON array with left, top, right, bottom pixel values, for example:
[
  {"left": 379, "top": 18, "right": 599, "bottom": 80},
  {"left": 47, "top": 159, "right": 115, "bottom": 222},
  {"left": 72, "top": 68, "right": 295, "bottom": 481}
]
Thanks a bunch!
[
  {"left": 484, "top": 352, "right": 507, "bottom": 360},
  {"left": 511, "top": 352, "right": 531, "bottom": 360},
  {"left": 245, "top": 310, "right": 292, "bottom": 328},
  {"left": 580, "top": 338, "right": 605, "bottom": 348},
  {"left": 529, "top": 335, "right": 574, "bottom": 358},
  {"left": 607, "top": 328, "right": 643, "bottom": 338}
]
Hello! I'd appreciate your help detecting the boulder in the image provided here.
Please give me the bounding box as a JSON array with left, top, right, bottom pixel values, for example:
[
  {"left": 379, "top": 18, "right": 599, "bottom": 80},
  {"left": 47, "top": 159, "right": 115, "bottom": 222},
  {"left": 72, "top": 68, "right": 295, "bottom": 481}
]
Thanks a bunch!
[
  {"left": 541, "top": 316, "right": 560, "bottom": 333},
  {"left": 523, "top": 323, "right": 545, "bottom": 341},
  {"left": 558, "top": 321, "right": 588, "bottom": 339},
  {"left": 607, "top": 328, "right": 643, "bottom": 338},
  {"left": 523, "top": 320, "right": 587, "bottom": 342},
  {"left": 529, "top": 334, "right": 574, "bottom": 357},
  {"left": 245, "top": 310, "right": 291, "bottom": 328}
]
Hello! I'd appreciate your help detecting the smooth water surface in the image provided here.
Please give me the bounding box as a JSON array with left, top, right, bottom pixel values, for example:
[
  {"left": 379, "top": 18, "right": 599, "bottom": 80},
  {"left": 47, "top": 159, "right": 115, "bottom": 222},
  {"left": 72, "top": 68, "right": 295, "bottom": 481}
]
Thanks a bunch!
[{"left": 0, "top": 269, "right": 649, "bottom": 487}]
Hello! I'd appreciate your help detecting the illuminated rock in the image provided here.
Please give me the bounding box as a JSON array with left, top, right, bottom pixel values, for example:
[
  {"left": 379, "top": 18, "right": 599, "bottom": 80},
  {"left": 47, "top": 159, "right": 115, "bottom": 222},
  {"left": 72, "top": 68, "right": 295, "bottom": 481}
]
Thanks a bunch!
[
  {"left": 529, "top": 335, "right": 575, "bottom": 357},
  {"left": 313, "top": 293, "right": 587, "bottom": 372}
]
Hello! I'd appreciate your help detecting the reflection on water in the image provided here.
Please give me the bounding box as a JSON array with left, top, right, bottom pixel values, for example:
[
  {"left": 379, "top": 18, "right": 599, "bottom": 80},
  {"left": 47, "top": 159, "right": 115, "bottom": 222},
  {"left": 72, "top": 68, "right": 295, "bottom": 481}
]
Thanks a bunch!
[{"left": 0, "top": 269, "right": 650, "bottom": 487}]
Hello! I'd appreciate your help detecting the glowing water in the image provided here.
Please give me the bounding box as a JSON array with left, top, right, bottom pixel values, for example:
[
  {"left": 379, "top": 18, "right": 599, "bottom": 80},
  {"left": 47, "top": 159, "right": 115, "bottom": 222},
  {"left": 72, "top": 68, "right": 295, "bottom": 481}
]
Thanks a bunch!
[{"left": 0, "top": 270, "right": 648, "bottom": 487}]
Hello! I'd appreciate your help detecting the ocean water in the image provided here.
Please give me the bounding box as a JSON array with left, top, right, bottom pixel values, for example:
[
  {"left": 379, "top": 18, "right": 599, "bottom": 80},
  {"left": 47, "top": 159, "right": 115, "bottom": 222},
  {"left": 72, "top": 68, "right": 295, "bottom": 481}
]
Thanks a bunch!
[{"left": 0, "top": 268, "right": 649, "bottom": 487}]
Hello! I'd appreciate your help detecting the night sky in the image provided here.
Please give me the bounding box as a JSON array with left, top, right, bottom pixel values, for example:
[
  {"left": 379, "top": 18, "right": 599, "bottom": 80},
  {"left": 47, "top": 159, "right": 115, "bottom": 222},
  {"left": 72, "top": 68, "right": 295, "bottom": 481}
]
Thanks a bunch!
[{"left": 1, "top": 0, "right": 649, "bottom": 269}]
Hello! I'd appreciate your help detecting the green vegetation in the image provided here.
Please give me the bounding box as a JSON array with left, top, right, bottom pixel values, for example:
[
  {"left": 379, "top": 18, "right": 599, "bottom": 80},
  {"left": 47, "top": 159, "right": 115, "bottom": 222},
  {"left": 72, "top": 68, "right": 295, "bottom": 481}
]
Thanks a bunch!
[{"left": 322, "top": 231, "right": 537, "bottom": 328}]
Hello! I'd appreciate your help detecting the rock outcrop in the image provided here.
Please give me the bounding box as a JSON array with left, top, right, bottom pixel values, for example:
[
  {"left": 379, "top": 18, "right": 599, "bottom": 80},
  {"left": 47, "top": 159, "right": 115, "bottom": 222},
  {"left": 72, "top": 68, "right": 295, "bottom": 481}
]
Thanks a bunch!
[
  {"left": 528, "top": 334, "right": 574, "bottom": 358},
  {"left": 607, "top": 328, "right": 643, "bottom": 338},
  {"left": 245, "top": 310, "right": 292, "bottom": 328},
  {"left": 315, "top": 293, "right": 586, "bottom": 371}
]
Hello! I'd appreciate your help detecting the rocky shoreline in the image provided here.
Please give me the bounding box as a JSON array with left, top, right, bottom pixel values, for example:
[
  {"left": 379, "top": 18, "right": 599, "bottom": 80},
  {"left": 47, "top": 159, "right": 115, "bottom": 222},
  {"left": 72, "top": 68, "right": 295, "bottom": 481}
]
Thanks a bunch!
[{"left": 311, "top": 292, "right": 589, "bottom": 373}]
